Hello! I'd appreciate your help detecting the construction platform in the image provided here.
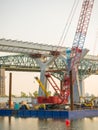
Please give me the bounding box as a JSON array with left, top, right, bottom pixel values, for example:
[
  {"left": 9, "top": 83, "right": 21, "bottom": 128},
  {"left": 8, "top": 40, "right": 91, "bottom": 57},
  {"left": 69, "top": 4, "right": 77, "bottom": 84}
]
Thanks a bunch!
[{"left": 0, "top": 109, "right": 98, "bottom": 119}]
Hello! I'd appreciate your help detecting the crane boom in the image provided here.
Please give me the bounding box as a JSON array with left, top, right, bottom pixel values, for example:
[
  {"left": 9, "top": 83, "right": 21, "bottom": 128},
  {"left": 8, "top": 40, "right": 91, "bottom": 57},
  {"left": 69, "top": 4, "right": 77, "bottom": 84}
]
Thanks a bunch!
[
  {"left": 45, "top": 73, "right": 70, "bottom": 103},
  {"left": 63, "top": 0, "right": 95, "bottom": 103},
  {"left": 71, "top": 0, "right": 94, "bottom": 68}
]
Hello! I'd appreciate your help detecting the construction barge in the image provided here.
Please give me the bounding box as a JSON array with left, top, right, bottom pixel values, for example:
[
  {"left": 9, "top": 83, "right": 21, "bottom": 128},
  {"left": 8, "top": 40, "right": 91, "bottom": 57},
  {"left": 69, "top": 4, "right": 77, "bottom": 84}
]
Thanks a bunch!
[{"left": 0, "top": 108, "right": 98, "bottom": 120}]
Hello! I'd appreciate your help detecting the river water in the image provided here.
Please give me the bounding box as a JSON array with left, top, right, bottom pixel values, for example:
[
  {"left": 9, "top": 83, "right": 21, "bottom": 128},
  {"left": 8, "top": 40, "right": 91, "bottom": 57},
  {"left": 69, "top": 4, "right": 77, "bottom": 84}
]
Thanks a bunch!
[{"left": 0, "top": 117, "right": 98, "bottom": 130}]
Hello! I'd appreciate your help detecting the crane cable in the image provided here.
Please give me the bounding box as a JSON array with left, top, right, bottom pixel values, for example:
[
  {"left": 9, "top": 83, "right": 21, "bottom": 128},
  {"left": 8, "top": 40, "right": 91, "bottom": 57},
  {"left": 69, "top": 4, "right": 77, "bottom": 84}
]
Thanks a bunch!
[
  {"left": 56, "top": 0, "right": 80, "bottom": 51},
  {"left": 93, "top": 29, "right": 98, "bottom": 55}
]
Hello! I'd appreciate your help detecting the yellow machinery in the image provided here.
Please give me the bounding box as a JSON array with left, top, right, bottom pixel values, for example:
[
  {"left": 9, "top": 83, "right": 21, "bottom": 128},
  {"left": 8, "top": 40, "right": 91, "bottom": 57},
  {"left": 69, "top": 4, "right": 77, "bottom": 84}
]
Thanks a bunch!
[
  {"left": 82, "top": 101, "right": 93, "bottom": 107},
  {"left": 35, "top": 77, "right": 49, "bottom": 97},
  {"left": 81, "top": 97, "right": 96, "bottom": 108},
  {"left": 33, "top": 77, "right": 49, "bottom": 110}
]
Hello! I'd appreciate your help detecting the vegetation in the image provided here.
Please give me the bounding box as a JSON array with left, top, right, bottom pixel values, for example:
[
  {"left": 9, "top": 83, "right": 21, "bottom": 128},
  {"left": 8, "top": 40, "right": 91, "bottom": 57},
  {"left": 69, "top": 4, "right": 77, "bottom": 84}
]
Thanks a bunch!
[
  {"left": 20, "top": 91, "right": 28, "bottom": 97},
  {"left": 1, "top": 91, "right": 97, "bottom": 98},
  {"left": 33, "top": 91, "right": 38, "bottom": 98}
]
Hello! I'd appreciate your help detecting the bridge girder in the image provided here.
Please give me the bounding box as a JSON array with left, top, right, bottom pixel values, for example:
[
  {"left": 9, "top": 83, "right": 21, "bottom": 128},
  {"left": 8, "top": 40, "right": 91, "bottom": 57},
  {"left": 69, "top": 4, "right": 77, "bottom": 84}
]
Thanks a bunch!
[
  {"left": 0, "top": 38, "right": 66, "bottom": 55},
  {"left": 0, "top": 54, "right": 98, "bottom": 80},
  {"left": 0, "top": 38, "right": 98, "bottom": 80}
]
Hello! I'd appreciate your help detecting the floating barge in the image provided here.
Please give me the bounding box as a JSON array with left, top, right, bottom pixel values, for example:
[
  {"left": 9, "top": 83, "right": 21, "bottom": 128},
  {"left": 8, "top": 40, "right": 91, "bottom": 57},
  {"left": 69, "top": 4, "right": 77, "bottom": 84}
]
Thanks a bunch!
[{"left": 0, "top": 109, "right": 98, "bottom": 119}]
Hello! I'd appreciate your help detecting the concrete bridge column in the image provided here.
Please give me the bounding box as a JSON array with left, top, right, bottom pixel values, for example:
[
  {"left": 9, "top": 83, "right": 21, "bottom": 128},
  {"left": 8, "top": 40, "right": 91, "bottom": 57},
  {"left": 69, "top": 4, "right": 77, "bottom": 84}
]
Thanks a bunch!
[
  {"left": 79, "top": 79, "right": 85, "bottom": 97},
  {"left": 35, "top": 56, "right": 57, "bottom": 96},
  {"left": 0, "top": 68, "right": 5, "bottom": 96},
  {"left": 39, "top": 66, "right": 47, "bottom": 96},
  {"left": 73, "top": 70, "right": 81, "bottom": 103},
  {"left": 73, "top": 78, "right": 85, "bottom": 103}
]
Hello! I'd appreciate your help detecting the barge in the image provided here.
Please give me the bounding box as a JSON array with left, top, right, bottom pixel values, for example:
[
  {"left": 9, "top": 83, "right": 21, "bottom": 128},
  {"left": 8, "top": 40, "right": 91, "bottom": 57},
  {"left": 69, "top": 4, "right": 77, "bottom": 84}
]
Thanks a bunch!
[{"left": 0, "top": 109, "right": 98, "bottom": 120}]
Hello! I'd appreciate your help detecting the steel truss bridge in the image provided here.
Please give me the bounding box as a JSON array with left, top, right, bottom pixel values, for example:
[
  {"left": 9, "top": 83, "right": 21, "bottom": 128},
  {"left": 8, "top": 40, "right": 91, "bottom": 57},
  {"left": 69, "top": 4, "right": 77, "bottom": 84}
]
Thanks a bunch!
[{"left": 0, "top": 39, "right": 98, "bottom": 81}]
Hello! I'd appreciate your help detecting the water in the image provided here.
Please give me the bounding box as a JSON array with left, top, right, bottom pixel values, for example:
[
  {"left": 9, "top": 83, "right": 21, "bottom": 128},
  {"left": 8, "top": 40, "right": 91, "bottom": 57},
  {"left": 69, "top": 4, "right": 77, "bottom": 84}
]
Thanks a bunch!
[{"left": 0, "top": 117, "right": 98, "bottom": 130}]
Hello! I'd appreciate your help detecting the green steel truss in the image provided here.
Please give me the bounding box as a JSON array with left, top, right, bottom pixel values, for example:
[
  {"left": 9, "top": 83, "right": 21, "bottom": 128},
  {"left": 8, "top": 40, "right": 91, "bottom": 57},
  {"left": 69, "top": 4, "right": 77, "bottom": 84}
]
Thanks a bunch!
[
  {"left": 0, "top": 55, "right": 40, "bottom": 72},
  {"left": 0, "top": 54, "right": 98, "bottom": 80}
]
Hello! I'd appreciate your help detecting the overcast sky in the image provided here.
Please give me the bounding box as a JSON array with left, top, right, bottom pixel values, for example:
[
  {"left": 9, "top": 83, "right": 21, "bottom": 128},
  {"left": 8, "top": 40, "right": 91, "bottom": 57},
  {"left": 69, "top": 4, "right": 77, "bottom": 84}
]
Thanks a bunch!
[{"left": 0, "top": 0, "right": 98, "bottom": 96}]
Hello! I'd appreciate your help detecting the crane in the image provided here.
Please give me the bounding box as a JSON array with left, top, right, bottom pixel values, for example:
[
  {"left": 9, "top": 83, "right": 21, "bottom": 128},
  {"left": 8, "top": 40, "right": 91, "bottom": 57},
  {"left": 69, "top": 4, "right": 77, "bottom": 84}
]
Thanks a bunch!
[
  {"left": 71, "top": 0, "right": 94, "bottom": 68},
  {"left": 45, "top": 0, "right": 95, "bottom": 104}
]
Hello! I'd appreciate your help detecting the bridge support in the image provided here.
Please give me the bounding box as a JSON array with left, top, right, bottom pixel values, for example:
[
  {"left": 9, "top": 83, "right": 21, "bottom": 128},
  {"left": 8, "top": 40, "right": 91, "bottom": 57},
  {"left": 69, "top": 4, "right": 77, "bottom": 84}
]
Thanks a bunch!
[
  {"left": 0, "top": 68, "right": 5, "bottom": 96},
  {"left": 35, "top": 56, "right": 57, "bottom": 96},
  {"left": 73, "top": 81, "right": 80, "bottom": 103},
  {"left": 79, "top": 79, "right": 85, "bottom": 97},
  {"left": 73, "top": 79, "right": 85, "bottom": 103}
]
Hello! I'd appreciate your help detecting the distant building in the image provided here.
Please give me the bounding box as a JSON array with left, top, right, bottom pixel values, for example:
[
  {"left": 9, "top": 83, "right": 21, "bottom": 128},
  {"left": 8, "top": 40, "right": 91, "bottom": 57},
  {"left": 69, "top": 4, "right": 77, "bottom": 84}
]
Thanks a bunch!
[{"left": 0, "top": 68, "right": 5, "bottom": 96}]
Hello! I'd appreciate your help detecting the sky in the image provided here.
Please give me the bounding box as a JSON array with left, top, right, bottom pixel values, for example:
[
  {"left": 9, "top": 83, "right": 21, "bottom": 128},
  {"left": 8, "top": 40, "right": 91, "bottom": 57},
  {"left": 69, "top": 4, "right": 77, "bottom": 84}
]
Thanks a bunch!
[{"left": 0, "top": 0, "right": 98, "bottom": 96}]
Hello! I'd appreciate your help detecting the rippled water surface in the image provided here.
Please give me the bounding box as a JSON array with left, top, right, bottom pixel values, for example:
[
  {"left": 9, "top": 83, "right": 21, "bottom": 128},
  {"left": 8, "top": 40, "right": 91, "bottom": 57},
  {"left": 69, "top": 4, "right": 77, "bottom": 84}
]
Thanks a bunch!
[{"left": 0, "top": 117, "right": 98, "bottom": 130}]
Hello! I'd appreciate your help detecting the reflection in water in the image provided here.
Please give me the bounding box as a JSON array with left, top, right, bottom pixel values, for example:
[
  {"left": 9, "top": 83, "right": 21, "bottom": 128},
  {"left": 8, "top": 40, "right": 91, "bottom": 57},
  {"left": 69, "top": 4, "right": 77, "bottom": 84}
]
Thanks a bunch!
[
  {"left": 8, "top": 117, "right": 11, "bottom": 130},
  {"left": 0, "top": 117, "right": 98, "bottom": 130},
  {"left": 38, "top": 119, "right": 66, "bottom": 130}
]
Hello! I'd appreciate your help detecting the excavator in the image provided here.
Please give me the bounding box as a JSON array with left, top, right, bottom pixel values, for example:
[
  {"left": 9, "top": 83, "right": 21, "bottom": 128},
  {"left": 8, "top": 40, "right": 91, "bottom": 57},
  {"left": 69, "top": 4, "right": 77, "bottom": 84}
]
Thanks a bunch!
[
  {"left": 80, "top": 97, "right": 96, "bottom": 108},
  {"left": 35, "top": 0, "right": 95, "bottom": 109}
]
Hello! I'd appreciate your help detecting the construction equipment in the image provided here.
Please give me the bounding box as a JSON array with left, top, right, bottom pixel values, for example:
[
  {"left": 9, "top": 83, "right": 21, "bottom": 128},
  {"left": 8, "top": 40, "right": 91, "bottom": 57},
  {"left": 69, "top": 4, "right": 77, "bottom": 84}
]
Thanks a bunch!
[
  {"left": 35, "top": 77, "right": 49, "bottom": 97},
  {"left": 36, "top": 0, "right": 95, "bottom": 106},
  {"left": 81, "top": 97, "right": 96, "bottom": 108},
  {"left": 45, "top": 0, "right": 95, "bottom": 104},
  {"left": 35, "top": 76, "right": 63, "bottom": 104},
  {"left": 71, "top": 0, "right": 94, "bottom": 69},
  {"left": 67, "top": 0, "right": 94, "bottom": 108},
  {"left": 45, "top": 73, "right": 70, "bottom": 104}
]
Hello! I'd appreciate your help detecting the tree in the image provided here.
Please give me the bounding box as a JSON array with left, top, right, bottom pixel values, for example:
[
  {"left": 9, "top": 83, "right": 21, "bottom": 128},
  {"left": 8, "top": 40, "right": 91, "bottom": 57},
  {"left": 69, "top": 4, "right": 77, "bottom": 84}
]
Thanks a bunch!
[
  {"left": 33, "top": 91, "right": 38, "bottom": 98},
  {"left": 20, "top": 91, "right": 28, "bottom": 97},
  {"left": 12, "top": 94, "right": 16, "bottom": 98},
  {"left": 29, "top": 92, "right": 33, "bottom": 97}
]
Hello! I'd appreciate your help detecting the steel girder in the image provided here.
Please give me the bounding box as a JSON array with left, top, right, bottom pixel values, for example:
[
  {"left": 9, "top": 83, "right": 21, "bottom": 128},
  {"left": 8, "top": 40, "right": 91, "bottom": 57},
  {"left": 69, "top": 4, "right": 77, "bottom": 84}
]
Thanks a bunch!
[{"left": 0, "top": 54, "right": 98, "bottom": 80}]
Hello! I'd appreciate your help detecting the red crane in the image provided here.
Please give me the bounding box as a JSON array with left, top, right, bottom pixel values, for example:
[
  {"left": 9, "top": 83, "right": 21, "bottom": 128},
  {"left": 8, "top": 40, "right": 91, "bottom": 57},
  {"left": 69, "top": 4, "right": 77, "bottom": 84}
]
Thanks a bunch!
[
  {"left": 71, "top": 0, "right": 94, "bottom": 68},
  {"left": 45, "top": 0, "right": 95, "bottom": 104}
]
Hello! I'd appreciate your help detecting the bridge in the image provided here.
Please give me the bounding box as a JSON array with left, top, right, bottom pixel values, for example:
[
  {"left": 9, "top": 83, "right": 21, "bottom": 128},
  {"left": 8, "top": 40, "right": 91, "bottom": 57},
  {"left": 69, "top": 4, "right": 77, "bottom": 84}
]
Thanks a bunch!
[
  {"left": 0, "top": 38, "right": 98, "bottom": 101},
  {"left": 0, "top": 53, "right": 98, "bottom": 79}
]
